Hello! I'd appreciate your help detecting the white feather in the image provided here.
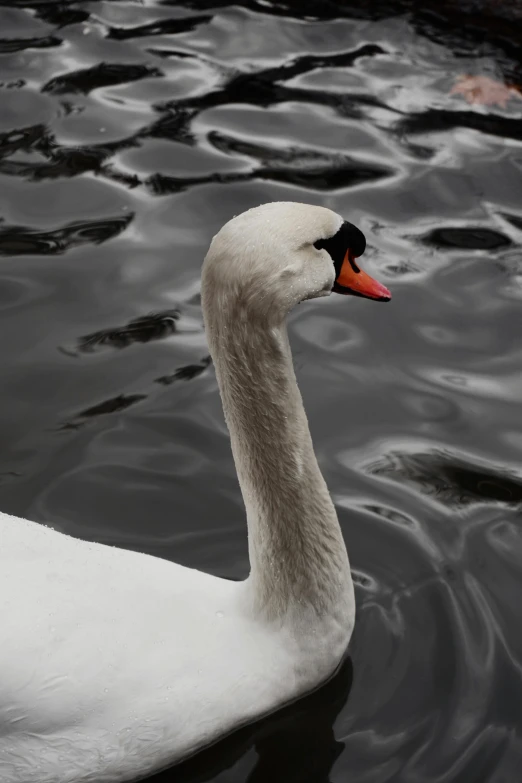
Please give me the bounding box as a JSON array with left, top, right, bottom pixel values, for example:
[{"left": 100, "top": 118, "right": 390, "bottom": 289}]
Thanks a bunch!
[{"left": 0, "top": 202, "right": 355, "bottom": 783}]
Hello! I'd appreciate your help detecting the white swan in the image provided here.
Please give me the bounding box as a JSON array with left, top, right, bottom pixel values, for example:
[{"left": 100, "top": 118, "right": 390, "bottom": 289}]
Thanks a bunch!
[{"left": 0, "top": 202, "right": 391, "bottom": 783}]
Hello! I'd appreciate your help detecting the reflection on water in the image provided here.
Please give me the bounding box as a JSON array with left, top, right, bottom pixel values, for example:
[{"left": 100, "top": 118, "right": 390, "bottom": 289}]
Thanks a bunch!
[
  {"left": 0, "top": 213, "right": 133, "bottom": 255},
  {"left": 75, "top": 310, "right": 180, "bottom": 354},
  {"left": 369, "top": 448, "right": 522, "bottom": 506},
  {"left": 0, "top": 0, "right": 521, "bottom": 780}
]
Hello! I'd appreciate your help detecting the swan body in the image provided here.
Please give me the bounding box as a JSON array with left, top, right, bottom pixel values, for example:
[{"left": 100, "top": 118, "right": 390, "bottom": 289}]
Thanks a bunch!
[
  {"left": 0, "top": 202, "right": 389, "bottom": 783},
  {"left": 0, "top": 514, "right": 347, "bottom": 783}
]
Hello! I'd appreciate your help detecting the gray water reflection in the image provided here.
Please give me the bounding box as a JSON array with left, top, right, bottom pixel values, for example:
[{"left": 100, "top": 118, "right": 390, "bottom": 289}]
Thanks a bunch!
[{"left": 0, "top": 1, "right": 522, "bottom": 781}]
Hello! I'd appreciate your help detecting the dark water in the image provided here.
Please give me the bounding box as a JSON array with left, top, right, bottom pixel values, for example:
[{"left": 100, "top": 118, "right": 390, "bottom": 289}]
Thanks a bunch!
[{"left": 1, "top": 0, "right": 522, "bottom": 780}]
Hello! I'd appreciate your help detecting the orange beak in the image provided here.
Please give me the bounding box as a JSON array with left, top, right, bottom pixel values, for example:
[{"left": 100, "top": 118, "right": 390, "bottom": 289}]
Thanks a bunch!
[{"left": 334, "top": 249, "right": 391, "bottom": 301}]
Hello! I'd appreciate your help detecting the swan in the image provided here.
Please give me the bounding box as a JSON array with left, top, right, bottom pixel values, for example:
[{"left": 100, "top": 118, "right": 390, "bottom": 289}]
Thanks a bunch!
[{"left": 0, "top": 201, "right": 391, "bottom": 783}]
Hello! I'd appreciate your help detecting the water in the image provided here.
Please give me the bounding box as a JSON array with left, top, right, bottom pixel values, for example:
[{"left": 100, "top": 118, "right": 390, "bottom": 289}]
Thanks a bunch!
[{"left": 1, "top": 1, "right": 521, "bottom": 780}]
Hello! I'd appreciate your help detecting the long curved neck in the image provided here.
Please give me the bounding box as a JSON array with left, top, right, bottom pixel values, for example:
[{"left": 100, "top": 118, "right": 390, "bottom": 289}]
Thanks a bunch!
[{"left": 205, "top": 299, "right": 352, "bottom": 619}]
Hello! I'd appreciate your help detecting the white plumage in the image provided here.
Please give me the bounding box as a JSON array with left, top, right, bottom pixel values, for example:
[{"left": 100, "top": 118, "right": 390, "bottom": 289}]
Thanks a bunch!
[{"left": 0, "top": 202, "right": 358, "bottom": 783}]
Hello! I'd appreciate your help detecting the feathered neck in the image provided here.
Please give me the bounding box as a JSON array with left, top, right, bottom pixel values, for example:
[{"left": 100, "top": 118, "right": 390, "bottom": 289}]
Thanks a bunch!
[{"left": 202, "top": 283, "right": 352, "bottom": 621}]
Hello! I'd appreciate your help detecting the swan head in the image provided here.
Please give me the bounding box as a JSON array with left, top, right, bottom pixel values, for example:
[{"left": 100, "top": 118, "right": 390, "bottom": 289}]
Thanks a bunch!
[{"left": 202, "top": 202, "right": 390, "bottom": 320}]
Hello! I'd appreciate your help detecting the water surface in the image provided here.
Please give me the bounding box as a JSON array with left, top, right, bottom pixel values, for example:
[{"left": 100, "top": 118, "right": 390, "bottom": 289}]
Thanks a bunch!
[{"left": 1, "top": 1, "right": 522, "bottom": 780}]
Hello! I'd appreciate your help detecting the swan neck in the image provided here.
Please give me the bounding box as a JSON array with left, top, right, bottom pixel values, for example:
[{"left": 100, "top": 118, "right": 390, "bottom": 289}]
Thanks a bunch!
[{"left": 205, "top": 302, "right": 352, "bottom": 618}]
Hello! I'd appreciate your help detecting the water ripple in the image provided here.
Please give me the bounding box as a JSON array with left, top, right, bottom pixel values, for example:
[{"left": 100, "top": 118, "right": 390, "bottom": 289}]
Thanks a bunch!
[
  {"left": 74, "top": 311, "right": 180, "bottom": 354},
  {"left": 42, "top": 63, "right": 163, "bottom": 96},
  {"left": 0, "top": 1, "right": 521, "bottom": 782},
  {"left": 0, "top": 213, "right": 133, "bottom": 256},
  {"left": 106, "top": 15, "right": 213, "bottom": 41},
  {"left": 0, "top": 35, "right": 61, "bottom": 54}
]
